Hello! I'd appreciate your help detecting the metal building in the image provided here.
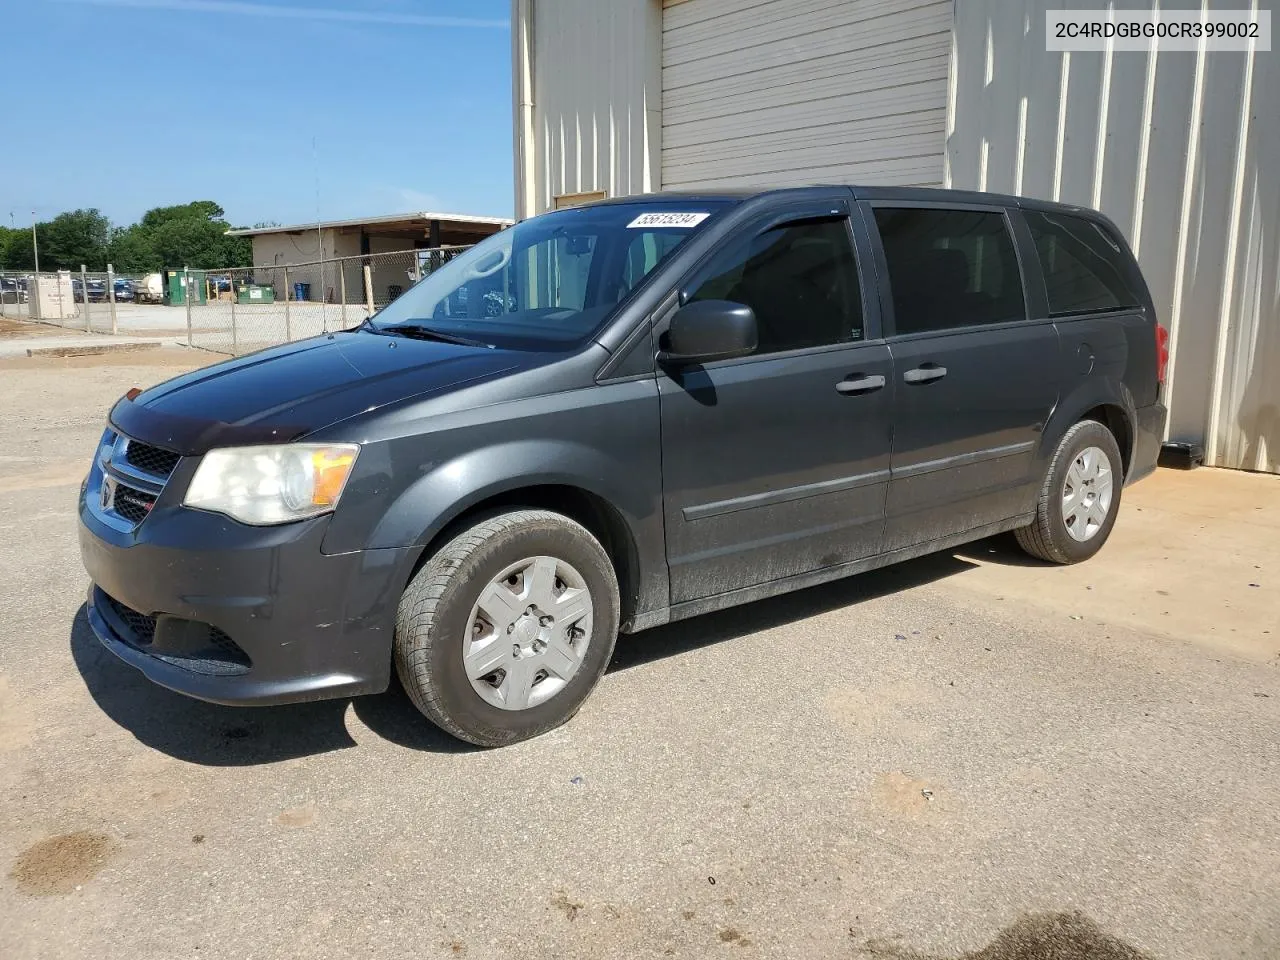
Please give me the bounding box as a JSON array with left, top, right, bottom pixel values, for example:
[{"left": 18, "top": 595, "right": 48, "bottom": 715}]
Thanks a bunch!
[{"left": 512, "top": 0, "right": 1278, "bottom": 473}]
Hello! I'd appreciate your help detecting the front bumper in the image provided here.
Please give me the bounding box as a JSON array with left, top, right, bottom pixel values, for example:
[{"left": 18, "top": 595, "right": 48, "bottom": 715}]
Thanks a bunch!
[{"left": 79, "top": 495, "right": 416, "bottom": 707}]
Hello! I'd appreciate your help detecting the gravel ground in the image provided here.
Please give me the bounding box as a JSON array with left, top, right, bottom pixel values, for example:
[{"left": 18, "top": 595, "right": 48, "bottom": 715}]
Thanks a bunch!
[{"left": 0, "top": 350, "right": 1277, "bottom": 960}]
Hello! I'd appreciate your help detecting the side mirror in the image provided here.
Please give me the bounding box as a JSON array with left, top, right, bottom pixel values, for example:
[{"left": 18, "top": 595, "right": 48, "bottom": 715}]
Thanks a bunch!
[{"left": 659, "top": 299, "right": 758, "bottom": 366}]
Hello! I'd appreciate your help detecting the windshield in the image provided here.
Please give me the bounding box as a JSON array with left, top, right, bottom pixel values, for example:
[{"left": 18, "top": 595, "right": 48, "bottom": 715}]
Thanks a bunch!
[{"left": 369, "top": 201, "right": 730, "bottom": 350}]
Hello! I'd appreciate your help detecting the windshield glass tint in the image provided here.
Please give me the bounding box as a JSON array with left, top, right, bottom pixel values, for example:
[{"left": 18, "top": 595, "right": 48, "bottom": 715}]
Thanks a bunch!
[{"left": 371, "top": 202, "right": 729, "bottom": 349}]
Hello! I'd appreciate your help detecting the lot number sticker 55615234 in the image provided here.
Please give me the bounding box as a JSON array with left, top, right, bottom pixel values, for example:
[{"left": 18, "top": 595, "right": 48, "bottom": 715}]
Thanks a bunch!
[{"left": 627, "top": 212, "right": 710, "bottom": 229}]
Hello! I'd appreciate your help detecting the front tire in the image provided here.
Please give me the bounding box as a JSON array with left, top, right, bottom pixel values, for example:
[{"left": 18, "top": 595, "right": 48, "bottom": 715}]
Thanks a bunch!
[
  {"left": 1015, "top": 419, "right": 1123, "bottom": 564},
  {"left": 394, "top": 509, "right": 620, "bottom": 747}
]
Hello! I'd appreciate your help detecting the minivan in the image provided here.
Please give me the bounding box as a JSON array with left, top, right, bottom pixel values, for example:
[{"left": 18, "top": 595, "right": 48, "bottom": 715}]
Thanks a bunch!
[{"left": 79, "top": 187, "right": 1168, "bottom": 746}]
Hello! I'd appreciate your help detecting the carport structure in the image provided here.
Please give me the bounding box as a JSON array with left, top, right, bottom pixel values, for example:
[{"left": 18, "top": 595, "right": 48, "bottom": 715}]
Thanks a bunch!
[{"left": 228, "top": 211, "right": 513, "bottom": 304}]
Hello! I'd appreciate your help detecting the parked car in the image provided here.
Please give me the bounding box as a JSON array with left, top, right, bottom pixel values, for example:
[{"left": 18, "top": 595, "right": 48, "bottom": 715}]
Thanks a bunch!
[
  {"left": 78, "top": 187, "right": 1167, "bottom": 747},
  {"left": 72, "top": 278, "right": 109, "bottom": 303},
  {"left": 113, "top": 278, "right": 136, "bottom": 302},
  {"left": 0, "top": 276, "right": 24, "bottom": 303}
]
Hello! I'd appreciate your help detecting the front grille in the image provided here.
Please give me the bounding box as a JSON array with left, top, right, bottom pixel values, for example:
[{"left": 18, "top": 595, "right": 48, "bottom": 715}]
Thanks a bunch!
[
  {"left": 154, "top": 653, "right": 251, "bottom": 677},
  {"left": 100, "top": 591, "right": 251, "bottom": 676},
  {"left": 113, "top": 485, "right": 157, "bottom": 525},
  {"left": 104, "top": 593, "right": 157, "bottom": 643},
  {"left": 92, "top": 429, "right": 173, "bottom": 532},
  {"left": 125, "top": 441, "right": 181, "bottom": 479},
  {"left": 207, "top": 629, "right": 246, "bottom": 659}
]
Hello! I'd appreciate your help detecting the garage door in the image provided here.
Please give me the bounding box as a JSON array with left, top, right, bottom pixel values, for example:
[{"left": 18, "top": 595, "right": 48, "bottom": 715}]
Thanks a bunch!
[{"left": 661, "top": 0, "right": 954, "bottom": 191}]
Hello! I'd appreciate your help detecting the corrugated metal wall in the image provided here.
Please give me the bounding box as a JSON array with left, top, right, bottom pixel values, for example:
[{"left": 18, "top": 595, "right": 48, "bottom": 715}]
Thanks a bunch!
[
  {"left": 947, "top": 0, "right": 1279, "bottom": 472},
  {"left": 522, "top": 0, "right": 663, "bottom": 214},
  {"left": 661, "top": 0, "right": 953, "bottom": 190}
]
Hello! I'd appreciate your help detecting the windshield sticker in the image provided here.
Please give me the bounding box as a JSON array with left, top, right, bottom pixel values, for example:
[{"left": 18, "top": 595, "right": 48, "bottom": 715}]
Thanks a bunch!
[{"left": 626, "top": 212, "right": 710, "bottom": 229}]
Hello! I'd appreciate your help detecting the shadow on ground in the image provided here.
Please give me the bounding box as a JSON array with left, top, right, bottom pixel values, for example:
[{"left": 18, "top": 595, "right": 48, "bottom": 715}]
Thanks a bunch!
[
  {"left": 68, "top": 606, "right": 476, "bottom": 764},
  {"left": 609, "top": 547, "right": 980, "bottom": 671},
  {"left": 70, "top": 541, "right": 990, "bottom": 765}
]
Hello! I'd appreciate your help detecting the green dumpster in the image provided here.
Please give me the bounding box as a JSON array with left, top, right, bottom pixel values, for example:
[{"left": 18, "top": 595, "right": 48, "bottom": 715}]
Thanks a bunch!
[
  {"left": 237, "top": 285, "right": 275, "bottom": 304},
  {"left": 164, "top": 269, "right": 207, "bottom": 306}
]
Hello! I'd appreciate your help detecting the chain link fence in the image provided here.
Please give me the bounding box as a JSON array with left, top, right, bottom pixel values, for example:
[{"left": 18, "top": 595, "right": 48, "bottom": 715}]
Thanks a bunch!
[
  {"left": 0, "top": 267, "right": 151, "bottom": 333},
  {"left": 187, "top": 246, "right": 469, "bottom": 355},
  {"left": 1, "top": 245, "right": 472, "bottom": 354}
]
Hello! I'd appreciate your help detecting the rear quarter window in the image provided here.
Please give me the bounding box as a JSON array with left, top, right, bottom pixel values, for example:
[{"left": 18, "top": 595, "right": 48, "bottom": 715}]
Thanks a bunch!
[{"left": 1025, "top": 210, "right": 1144, "bottom": 316}]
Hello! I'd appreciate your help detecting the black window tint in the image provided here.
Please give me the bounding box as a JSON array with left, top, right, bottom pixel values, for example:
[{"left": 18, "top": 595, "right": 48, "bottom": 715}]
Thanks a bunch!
[
  {"left": 688, "top": 219, "right": 863, "bottom": 354},
  {"left": 874, "top": 208, "right": 1026, "bottom": 334},
  {"left": 1025, "top": 211, "right": 1143, "bottom": 315}
]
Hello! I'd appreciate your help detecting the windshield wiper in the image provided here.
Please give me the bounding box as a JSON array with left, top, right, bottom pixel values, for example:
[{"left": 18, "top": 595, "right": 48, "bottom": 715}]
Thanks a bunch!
[{"left": 378, "top": 323, "right": 494, "bottom": 349}]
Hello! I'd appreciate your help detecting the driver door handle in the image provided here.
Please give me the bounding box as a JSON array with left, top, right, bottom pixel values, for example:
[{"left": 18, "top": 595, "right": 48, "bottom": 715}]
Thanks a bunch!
[
  {"left": 903, "top": 364, "right": 947, "bottom": 384},
  {"left": 835, "top": 374, "right": 886, "bottom": 395}
]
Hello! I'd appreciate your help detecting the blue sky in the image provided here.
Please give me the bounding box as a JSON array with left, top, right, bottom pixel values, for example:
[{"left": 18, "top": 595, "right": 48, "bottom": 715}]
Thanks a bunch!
[{"left": 0, "top": 0, "right": 513, "bottom": 229}]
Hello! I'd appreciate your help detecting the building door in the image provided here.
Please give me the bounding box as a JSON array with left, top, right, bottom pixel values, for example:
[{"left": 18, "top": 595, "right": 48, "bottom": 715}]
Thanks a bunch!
[{"left": 660, "top": 0, "right": 954, "bottom": 191}]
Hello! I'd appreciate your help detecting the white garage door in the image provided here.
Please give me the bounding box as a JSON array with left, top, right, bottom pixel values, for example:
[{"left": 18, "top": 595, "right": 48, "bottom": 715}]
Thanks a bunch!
[{"left": 661, "top": 0, "right": 954, "bottom": 191}]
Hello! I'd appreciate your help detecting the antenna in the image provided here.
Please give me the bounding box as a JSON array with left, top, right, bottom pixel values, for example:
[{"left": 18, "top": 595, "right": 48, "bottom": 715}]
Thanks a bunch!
[{"left": 314, "top": 135, "right": 326, "bottom": 330}]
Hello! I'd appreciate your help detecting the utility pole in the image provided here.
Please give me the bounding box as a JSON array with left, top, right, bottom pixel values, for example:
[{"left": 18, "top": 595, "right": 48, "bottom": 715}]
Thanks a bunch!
[{"left": 30, "top": 210, "right": 41, "bottom": 317}]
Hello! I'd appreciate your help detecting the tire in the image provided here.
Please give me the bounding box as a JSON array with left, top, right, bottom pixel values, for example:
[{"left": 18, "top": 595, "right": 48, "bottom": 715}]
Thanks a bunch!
[
  {"left": 394, "top": 509, "right": 620, "bottom": 747},
  {"left": 1015, "top": 419, "right": 1123, "bottom": 564}
]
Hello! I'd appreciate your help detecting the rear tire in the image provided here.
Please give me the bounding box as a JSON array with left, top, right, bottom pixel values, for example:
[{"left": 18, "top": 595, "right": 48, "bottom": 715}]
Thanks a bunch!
[
  {"left": 1015, "top": 420, "right": 1123, "bottom": 564},
  {"left": 394, "top": 509, "right": 620, "bottom": 747}
]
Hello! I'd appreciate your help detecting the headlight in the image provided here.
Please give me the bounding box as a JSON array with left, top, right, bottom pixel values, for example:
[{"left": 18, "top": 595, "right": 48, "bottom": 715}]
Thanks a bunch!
[{"left": 183, "top": 444, "right": 360, "bottom": 525}]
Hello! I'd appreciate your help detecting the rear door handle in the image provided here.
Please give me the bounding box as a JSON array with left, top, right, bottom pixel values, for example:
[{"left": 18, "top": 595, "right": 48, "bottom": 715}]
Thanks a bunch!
[
  {"left": 835, "top": 374, "right": 886, "bottom": 395},
  {"left": 903, "top": 364, "right": 947, "bottom": 384}
]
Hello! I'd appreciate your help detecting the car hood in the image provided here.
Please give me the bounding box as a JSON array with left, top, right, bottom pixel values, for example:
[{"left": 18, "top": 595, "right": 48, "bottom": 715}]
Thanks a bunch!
[{"left": 109, "top": 330, "right": 527, "bottom": 455}]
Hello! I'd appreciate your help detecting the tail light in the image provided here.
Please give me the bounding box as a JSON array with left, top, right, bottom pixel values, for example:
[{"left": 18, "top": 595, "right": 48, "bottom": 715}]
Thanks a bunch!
[{"left": 1155, "top": 323, "right": 1169, "bottom": 384}]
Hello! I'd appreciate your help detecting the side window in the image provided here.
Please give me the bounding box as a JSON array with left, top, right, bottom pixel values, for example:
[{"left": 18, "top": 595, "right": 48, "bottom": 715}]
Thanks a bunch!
[
  {"left": 688, "top": 218, "right": 864, "bottom": 355},
  {"left": 873, "top": 207, "right": 1026, "bottom": 335},
  {"left": 520, "top": 234, "right": 595, "bottom": 312},
  {"left": 1025, "top": 211, "right": 1143, "bottom": 315},
  {"left": 622, "top": 230, "right": 687, "bottom": 294}
]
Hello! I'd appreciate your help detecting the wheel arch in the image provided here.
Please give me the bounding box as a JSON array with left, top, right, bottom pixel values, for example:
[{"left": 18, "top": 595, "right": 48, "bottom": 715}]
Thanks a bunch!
[
  {"left": 1040, "top": 380, "right": 1138, "bottom": 481},
  {"left": 1079, "top": 403, "right": 1133, "bottom": 479},
  {"left": 411, "top": 483, "right": 645, "bottom": 630},
  {"left": 364, "top": 437, "right": 661, "bottom": 632}
]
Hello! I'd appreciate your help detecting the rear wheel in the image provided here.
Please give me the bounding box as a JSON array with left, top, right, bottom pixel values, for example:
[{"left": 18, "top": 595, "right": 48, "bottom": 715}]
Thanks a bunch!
[
  {"left": 1015, "top": 419, "right": 1123, "bottom": 564},
  {"left": 394, "top": 509, "right": 620, "bottom": 747}
]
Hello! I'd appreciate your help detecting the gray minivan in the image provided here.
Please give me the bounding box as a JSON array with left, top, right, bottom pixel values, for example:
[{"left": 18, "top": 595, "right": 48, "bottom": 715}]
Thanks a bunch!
[{"left": 79, "top": 187, "right": 1168, "bottom": 746}]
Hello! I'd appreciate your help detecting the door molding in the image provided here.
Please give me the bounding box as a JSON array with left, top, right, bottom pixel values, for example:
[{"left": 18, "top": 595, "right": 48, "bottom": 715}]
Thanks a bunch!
[
  {"left": 683, "top": 467, "right": 891, "bottom": 521},
  {"left": 890, "top": 440, "right": 1036, "bottom": 480}
]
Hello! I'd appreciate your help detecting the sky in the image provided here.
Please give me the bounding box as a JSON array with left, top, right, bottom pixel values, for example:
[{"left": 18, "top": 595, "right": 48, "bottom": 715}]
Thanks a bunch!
[{"left": 0, "top": 0, "right": 513, "bottom": 230}]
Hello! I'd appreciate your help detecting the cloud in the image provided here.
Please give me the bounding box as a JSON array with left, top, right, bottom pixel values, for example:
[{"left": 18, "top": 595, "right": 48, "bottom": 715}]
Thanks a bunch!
[{"left": 49, "top": 0, "right": 508, "bottom": 29}]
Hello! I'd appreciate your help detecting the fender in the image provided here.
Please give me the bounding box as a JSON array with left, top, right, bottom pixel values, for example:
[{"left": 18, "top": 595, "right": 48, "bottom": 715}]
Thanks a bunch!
[
  {"left": 368, "top": 438, "right": 668, "bottom": 626},
  {"left": 369, "top": 438, "right": 654, "bottom": 550}
]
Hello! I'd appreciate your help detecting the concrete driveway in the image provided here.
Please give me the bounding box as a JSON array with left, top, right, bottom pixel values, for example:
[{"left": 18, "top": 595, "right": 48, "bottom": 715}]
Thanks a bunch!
[{"left": 1, "top": 350, "right": 1277, "bottom": 960}]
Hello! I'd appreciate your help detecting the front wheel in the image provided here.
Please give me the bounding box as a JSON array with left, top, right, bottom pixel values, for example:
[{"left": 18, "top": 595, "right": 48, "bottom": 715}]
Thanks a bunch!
[
  {"left": 394, "top": 509, "right": 620, "bottom": 747},
  {"left": 1015, "top": 419, "right": 1123, "bottom": 564}
]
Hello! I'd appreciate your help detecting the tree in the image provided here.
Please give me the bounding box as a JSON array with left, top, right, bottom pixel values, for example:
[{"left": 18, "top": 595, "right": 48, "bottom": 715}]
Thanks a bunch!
[
  {"left": 140, "top": 200, "right": 225, "bottom": 230},
  {"left": 135, "top": 201, "right": 252, "bottom": 269},
  {"left": 0, "top": 227, "right": 36, "bottom": 270},
  {"left": 0, "top": 200, "right": 252, "bottom": 273},
  {"left": 41, "top": 209, "right": 110, "bottom": 270},
  {"left": 106, "top": 224, "right": 157, "bottom": 273}
]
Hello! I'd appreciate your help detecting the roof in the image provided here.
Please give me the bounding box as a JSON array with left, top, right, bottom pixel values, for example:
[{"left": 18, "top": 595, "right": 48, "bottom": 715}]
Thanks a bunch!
[
  {"left": 227, "top": 211, "right": 513, "bottom": 237},
  {"left": 581, "top": 185, "right": 1105, "bottom": 217}
]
